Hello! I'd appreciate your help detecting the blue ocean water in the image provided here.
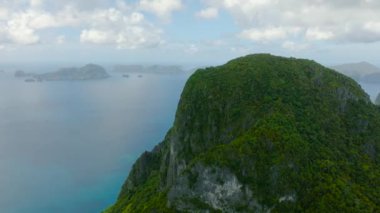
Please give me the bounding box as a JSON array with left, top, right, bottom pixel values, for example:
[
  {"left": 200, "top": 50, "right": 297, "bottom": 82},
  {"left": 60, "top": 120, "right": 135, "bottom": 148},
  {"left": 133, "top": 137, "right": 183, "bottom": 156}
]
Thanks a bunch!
[{"left": 0, "top": 71, "right": 190, "bottom": 213}]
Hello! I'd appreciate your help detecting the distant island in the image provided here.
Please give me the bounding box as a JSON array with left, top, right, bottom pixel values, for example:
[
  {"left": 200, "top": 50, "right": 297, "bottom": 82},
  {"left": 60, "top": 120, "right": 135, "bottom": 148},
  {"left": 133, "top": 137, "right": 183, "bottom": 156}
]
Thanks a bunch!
[
  {"left": 331, "top": 62, "right": 380, "bottom": 83},
  {"left": 113, "top": 65, "right": 184, "bottom": 75},
  {"left": 15, "top": 64, "right": 109, "bottom": 81},
  {"left": 15, "top": 70, "right": 36, "bottom": 78}
]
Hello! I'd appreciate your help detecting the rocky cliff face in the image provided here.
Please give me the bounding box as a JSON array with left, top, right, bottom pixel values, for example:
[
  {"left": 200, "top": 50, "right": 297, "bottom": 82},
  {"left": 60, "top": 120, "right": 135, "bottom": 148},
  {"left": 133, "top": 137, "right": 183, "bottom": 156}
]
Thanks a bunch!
[{"left": 105, "top": 54, "right": 380, "bottom": 212}]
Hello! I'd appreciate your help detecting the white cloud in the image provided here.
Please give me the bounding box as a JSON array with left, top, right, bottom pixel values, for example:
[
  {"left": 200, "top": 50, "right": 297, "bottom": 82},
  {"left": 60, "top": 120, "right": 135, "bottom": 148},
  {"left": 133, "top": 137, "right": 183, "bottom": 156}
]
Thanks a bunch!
[
  {"left": 0, "top": 7, "right": 81, "bottom": 45},
  {"left": 185, "top": 44, "right": 199, "bottom": 54},
  {"left": 30, "top": 0, "right": 43, "bottom": 8},
  {"left": 0, "top": 7, "right": 8, "bottom": 20},
  {"left": 282, "top": 41, "right": 309, "bottom": 51},
  {"left": 196, "top": 7, "right": 219, "bottom": 19},
  {"left": 240, "top": 27, "right": 287, "bottom": 42},
  {"left": 80, "top": 29, "right": 113, "bottom": 44},
  {"left": 203, "top": 0, "right": 380, "bottom": 43},
  {"left": 139, "top": 0, "right": 182, "bottom": 19},
  {"left": 80, "top": 10, "right": 162, "bottom": 49},
  {"left": 7, "top": 26, "right": 39, "bottom": 45},
  {"left": 56, "top": 35, "right": 65, "bottom": 44},
  {"left": 239, "top": 27, "right": 299, "bottom": 42},
  {"left": 0, "top": 1, "right": 163, "bottom": 49},
  {"left": 364, "top": 21, "right": 380, "bottom": 34},
  {"left": 305, "top": 28, "right": 334, "bottom": 41}
]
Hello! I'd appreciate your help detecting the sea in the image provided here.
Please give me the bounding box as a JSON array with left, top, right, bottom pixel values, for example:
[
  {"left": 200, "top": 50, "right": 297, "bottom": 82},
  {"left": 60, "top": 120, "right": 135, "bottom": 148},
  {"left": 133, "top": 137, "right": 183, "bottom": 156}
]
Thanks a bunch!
[
  {"left": 0, "top": 66, "right": 379, "bottom": 213},
  {"left": 0, "top": 68, "right": 191, "bottom": 213}
]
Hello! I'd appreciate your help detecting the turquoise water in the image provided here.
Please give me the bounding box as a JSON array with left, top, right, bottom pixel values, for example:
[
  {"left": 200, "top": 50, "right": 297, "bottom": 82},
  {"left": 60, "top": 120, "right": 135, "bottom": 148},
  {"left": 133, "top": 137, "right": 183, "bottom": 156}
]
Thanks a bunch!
[{"left": 0, "top": 72, "right": 190, "bottom": 213}]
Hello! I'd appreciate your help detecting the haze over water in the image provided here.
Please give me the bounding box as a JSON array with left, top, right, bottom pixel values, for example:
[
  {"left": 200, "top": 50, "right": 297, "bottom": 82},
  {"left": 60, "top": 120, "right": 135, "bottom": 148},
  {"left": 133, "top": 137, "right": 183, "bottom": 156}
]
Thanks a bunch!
[{"left": 0, "top": 70, "right": 190, "bottom": 213}]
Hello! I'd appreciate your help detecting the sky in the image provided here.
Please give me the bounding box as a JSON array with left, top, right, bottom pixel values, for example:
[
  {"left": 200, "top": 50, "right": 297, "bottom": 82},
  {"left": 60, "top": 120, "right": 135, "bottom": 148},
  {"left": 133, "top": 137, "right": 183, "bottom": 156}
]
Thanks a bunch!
[{"left": 1, "top": 0, "right": 380, "bottom": 66}]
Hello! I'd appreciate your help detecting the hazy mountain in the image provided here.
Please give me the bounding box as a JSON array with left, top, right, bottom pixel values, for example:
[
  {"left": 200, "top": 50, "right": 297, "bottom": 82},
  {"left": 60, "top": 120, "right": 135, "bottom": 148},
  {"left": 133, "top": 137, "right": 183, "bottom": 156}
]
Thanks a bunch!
[
  {"left": 331, "top": 62, "right": 380, "bottom": 81},
  {"left": 105, "top": 54, "right": 379, "bottom": 212},
  {"left": 361, "top": 72, "right": 380, "bottom": 83},
  {"left": 14, "top": 70, "right": 35, "bottom": 78},
  {"left": 113, "top": 65, "right": 184, "bottom": 74}
]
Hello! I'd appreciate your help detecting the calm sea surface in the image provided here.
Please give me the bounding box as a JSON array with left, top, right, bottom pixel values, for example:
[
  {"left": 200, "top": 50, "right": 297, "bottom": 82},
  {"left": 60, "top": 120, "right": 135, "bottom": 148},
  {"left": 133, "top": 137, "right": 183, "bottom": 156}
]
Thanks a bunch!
[{"left": 0, "top": 71, "right": 190, "bottom": 213}]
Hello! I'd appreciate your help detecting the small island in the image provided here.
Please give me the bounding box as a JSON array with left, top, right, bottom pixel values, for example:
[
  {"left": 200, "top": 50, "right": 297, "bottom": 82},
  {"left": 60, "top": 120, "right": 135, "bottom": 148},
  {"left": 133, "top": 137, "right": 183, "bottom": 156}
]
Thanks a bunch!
[
  {"left": 14, "top": 70, "right": 35, "bottom": 78},
  {"left": 36, "top": 64, "right": 109, "bottom": 81},
  {"left": 15, "top": 64, "right": 110, "bottom": 82}
]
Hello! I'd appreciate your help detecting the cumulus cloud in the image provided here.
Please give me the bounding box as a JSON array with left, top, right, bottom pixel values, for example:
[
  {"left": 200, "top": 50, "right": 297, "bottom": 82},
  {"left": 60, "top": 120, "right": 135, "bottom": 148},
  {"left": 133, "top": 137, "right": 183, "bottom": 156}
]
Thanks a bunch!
[
  {"left": 30, "top": 0, "right": 43, "bottom": 8},
  {"left": 56, "top": 35, "right": 65, "bottom": 44},
  {"left": 80, "top": 10, "right": 162, "bottom": 49},
  {"left": 282, "top": 41, "right": 309, "bottom": 51},
  {"left": 185, "top": 44, "right": 199, "bottom": 54},
  {"left": 239, "top": 27, "right": 300, "bottom": 42},
  {"left": 195, "top": 7, "right": 219, "bottom": 19},
  {"left": 0, "top": 0, "right": 163, "bottom": 49},
  {"left": 139, "top": 0, "right": 182, "bottom": 19},
  {"left": 305, "top": 28, "right": 335, "bottom": 41},
  {"left": 80, "top": 29, "right": 112, "bottom": 44},
  {"left": 203, "top": 0, "right": 380, "bottom": 43}
]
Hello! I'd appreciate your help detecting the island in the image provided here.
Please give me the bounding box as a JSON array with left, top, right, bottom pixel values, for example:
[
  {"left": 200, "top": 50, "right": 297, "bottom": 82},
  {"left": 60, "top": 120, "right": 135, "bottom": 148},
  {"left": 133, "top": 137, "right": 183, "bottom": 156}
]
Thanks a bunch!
[
  {"left": 14, "top": 70, "right": 35, "bottom": 78},
  {"left": 105, "top": 54, "right": 380, "bottom": 212},
  {"left": 35, "top": 64, "right": 109, "bottom": 81}
]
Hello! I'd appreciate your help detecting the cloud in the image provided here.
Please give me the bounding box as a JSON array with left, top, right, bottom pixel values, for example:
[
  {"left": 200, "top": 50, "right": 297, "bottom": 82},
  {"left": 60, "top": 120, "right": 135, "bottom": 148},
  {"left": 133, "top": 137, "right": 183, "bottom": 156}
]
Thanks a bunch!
[
  {"left": 139, "top": 0, "right": 182, "bottom": 19},
  {"left": 282, "top": 41, "right": 309, "bottom": 51},
  {"left": 195, "top": 7, "right": 219, "bottom": 19},
  {"left": 305, "top": 28, "right": 335, "bottom": 41},
  {"left": 30, "top": 0, "right": 43, "bottom": 8},
  {"left": 239, "top": 27, "right": 300, "bottom": 42},
  {"left": 185, "top": 44, "right": 199, "bottom": 54},
  {"left": 56, "top": 35, "right": 65, "bottom": 44},
  {"left": 80, "top": 29, "right": 112, "bottom": 44},
  {"left": 0, "top": 1, "right": 163, "bottom": 49},
  {"left": 80, "top": 10, "right": 162, "bottom": 49},
  {"left": 203, "top": 0, "right": 380, "bottom": 43}
]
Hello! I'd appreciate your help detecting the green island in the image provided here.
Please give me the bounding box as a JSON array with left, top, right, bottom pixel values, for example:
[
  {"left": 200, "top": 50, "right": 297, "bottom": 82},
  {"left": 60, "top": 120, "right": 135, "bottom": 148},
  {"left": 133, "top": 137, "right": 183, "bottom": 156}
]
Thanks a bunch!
[{"left": 105, "top": 54, "right": 380, "bottom": 212}]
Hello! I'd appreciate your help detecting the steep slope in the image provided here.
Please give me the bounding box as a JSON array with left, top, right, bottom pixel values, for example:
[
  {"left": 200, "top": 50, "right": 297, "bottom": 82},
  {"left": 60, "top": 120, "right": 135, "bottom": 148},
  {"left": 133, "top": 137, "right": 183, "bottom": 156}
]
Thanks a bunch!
[{"left": 106, "top": 54, "right": 380, "bottom": 212}]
